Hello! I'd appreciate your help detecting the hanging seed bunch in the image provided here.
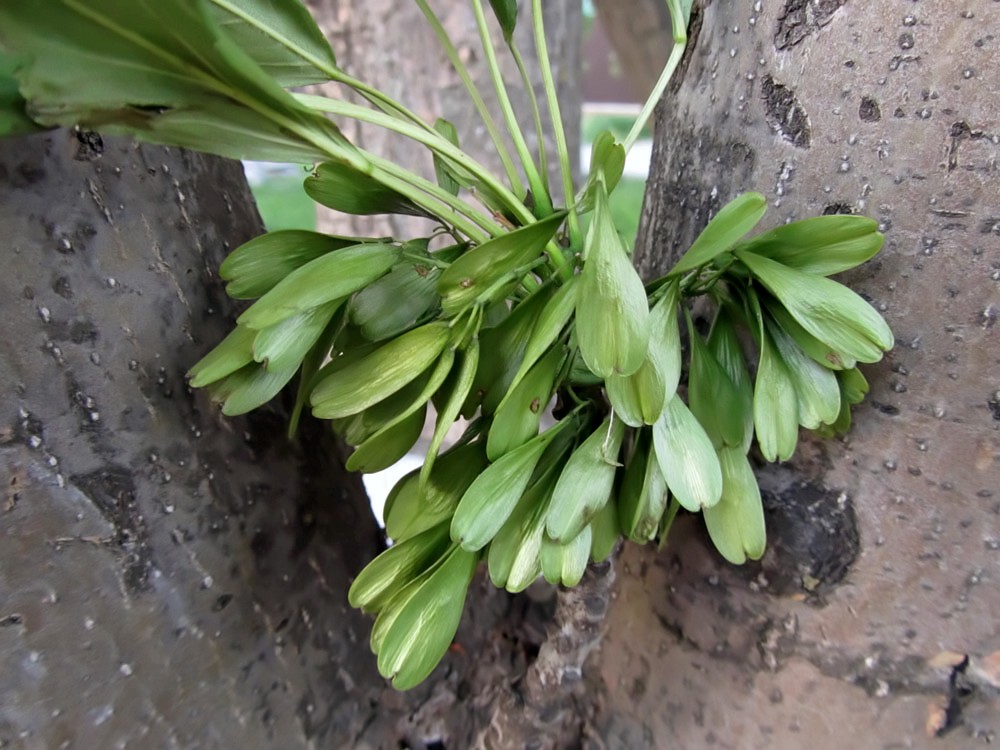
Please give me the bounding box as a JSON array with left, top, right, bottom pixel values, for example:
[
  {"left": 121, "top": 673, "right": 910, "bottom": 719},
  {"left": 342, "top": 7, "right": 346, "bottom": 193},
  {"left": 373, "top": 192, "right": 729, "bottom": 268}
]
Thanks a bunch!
[{"left": 1, "top": 0, "right": 892, "bottom": 690}]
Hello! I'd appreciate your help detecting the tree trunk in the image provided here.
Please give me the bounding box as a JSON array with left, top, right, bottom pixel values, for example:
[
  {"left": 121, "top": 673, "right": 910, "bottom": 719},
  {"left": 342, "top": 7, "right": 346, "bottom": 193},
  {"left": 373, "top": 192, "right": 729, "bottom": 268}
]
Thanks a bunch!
[
  {"left": 592, "top": 1, "right": 1000, "bottom": 747},
  {"left": 306, "top": 0, "right": 581, "bottom": 237}
]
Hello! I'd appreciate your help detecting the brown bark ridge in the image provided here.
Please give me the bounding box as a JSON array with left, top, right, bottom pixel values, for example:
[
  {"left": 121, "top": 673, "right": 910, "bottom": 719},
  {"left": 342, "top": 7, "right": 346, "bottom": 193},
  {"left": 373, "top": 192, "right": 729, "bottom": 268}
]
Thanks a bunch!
[
  {"left": 593, "top": 0, "right": 674, "bottom": 101},
  {"left": 306, "top": 0, "right": 581, "bottom": 237},
  {"left": 590, "top": 1, "right": 1000, "bottom": 748}
]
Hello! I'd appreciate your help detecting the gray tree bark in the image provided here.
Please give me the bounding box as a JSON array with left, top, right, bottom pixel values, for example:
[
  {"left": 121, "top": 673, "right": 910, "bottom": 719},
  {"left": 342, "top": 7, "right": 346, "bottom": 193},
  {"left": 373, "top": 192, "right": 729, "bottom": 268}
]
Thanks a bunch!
[{"left": 590, "top": 1, "right": 1000, "bottom": 747}]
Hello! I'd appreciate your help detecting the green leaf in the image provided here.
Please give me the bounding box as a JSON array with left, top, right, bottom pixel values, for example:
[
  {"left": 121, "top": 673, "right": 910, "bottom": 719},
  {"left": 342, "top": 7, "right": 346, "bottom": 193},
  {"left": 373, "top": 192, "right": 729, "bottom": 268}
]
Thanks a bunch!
[
  {"left": 540, "top": 526, "right": 591, "bottom": 587},
  {"left": 546, "top": 416, "right": 626, "bottom": 543},
  {"left": 377, "top": 545, "right": 478, "bottom": 690},
  {"left": 737, "top": 250, "right": 894, "bottom": 363},
  {"left": 451, "top": 415, "right": 575, "bottom": 551},
  {"left": 238, "top": 242, "right": 400, "bottom": 329},
  {"left": 652, "top": 394, "right": 722, "bottom": 511},
  {"left": 0, "top": 0, "right": 362, "bottom": 165},
  {"left": 686, "top": 310, "right": 746, "bottom": 448},
  {"left": 310, "top": 322, "right": 451, "bottom": 419},
  {"left": 737, "top": 215, "right": 884, "bottom": 276},
  {"left": 669, "top": 192, "right": 767, "bottom": 276},
  {"left": 348, "top": 522, "right": 450, "bottom": 612},
  {"left": 432, "top": 118, "right": 462, "bottom": 196},
  {"left": 578, "top": 131, "right": 625, "bottom": 209},
  {"left": 220, "top": 230, "right": 371, "bottom": 300},
  {"left": 188, "top": 324, "right": 257, "bottom": 387},
  {"left": 577, "top": 181, "right": 649, "bottom": 378},
  {"left": 488, "top": 0, "right": 518, "bottom": 43},
  {"left": 766, "top": 316, "right": 841, "bottom": 430},
  {"left": 703, "top": 446, "right": 766, "bottom": 565},
  {"left": 252, "top": 300, "right": 341, "bottom": 372},
  {"left": 305, "top": 161, "right": 427, "bottom": 216},
  {"left": 207, "top": 0, "right": 339, "bottom": 87},
  {"left": 438, "top": 212, "right": 566, "bottom": 315},
  {"left": 0, "top": 50, "right": 42, "bottom": 135},
  {"left": 488, "top": 345, "right": 565, "bottom": 460}
]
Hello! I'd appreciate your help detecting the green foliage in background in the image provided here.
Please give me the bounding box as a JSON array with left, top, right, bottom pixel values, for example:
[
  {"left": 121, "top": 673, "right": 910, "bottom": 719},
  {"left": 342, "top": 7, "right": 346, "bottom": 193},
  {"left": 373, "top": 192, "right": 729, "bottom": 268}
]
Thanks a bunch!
[{"left": 1, "top": 0, "right": 892, "bottom": 691}]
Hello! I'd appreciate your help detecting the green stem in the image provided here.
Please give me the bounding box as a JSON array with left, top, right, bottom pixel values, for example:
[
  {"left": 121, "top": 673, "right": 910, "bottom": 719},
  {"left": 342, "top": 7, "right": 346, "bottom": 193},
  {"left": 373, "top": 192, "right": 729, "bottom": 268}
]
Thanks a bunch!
[
  {"left": 471, "top": 0, "right": 553, "bottom": 217},
  {"left": 531, "top": 0, "right": 581, "bottom": 256},
  {"left": 510, "top": 41, "right": 550, "bottom": 196},
  {"left": 623, "top": 0, "right": 688, "bottom": 153},
  {"left": 413, "top": 0, "right": 525, "bottom": 195}
]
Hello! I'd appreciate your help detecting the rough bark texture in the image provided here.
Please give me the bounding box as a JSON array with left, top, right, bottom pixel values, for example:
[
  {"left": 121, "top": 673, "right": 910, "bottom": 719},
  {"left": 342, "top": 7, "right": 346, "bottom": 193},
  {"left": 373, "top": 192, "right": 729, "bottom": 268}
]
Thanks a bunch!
[
  {"left": 306, "top": 0, "right": 581, "bottom": 237},
  {"left": 593, "top": 0, "right": 674, "bottom": 100},
  {"left": 593, "top": 1, "right": 1000, "bottom": 747}
]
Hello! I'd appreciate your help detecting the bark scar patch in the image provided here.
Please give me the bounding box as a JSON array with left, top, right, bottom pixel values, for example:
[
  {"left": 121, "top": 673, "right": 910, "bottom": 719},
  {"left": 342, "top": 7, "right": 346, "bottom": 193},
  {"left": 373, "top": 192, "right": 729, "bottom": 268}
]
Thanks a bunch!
[
  {"left": 774, "top": 0, "right": 845, "bottom": 51},
  {"left": 761, "top": 75, "right": 812, "bottom": 149}
]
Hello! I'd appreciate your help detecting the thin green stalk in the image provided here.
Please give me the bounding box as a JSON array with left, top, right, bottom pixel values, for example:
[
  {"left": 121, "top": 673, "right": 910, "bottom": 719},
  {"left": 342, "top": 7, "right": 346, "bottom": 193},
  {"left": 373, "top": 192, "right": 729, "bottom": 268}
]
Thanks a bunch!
[
  {"left": 510, "top": 41, "right": 550, "bottom": 195},
  {"left": 471, "top": 0, "right": 553, "bottom": 217},
  {"left": 530, "top": 0, "right": 581, "bottom": 258},
  {"left": 623, "top": 0, "right": 688, "bottom": 153},
  {"left": 413, "top": 0, "right": 524, "bottom": 195}
]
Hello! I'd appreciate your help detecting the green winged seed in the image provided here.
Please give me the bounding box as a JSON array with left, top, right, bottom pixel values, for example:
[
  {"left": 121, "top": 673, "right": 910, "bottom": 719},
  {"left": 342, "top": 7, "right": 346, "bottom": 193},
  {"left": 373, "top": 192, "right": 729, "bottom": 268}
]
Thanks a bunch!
[
  {"left": 208, "top": 361, "right": 298, "bottom": 416},
  {"left": 438, "top": 212, "right": 566, "bottom": 315},
  {"left": 767, "top": 316, "right": 841, "bottom": 430},
  {"left": 238, "top": 242, "right": 400, "bottom": 330},
  {"left": 507, "top": 275, "right": 579, "bottom": 395},
  {"left": 577, "top": 182, "right": 649, "bottom": 378},
  {"left": 349, "top": 254, "right": 442, "bottom": 342},
  {"left": 686, "top": 311, "right": 747, "bottom": 448},
  {"left": 546, "top": 417, "right": 626, "bottom": 543},
  {"left": 540, "top": 526, "right": 591, "bottom": 587},
  {"left": 579, "top": 131, "right": 626, "bottom": 205},
  {"left": 421, "top": 340, "right": 479, "bottom": 486},
  {"left": 305, "top": 161, "right": 426, "bottom": 216},
  {"left": 589, "top": 499, "right": 620, "bottom": 563},
  {"left": 340, "top": 369, "right": 433, "bottom": 447},
  {"left": 670, "top": 192, "right": 767, "bottom": 276},
  {"left": 345, "top": 401, "right": 426, "bottom": 474},
  {"left": 487, "top": 467, "right": 557, "bottom": 592},
  {"left": 451, "top": 416, "right": 574, "bottom": 551},
  {"left": 384, "top": 441, "right": 489, "bottom": 541},
  {"left": 840, "top": 367, "right": 869, "bottom": 405},
  {"left": 765, "top": 297, "right": 854, "bottom": 370},
  {"left": 311, "top": 322, "right": 450, "bottom": 419},
  {"left": 488, "top": 344, "right": 565, "bottom": 461},
  {"left": 737, "top": 250, "right": 893, "bottom": 363},
  {"left": 619, "top": 433, "right": 669, "bottom": 544},
  {"left": 188, "top": 324, "right": 256, "bottom": 387},
  {"left": 736, "top": 215, "right": 883, "bottom": 277},
  {"left": 706, "top": 309, "right": 755, "bottom": 452},
  {"left": 252, "top": 300, "right": 340, "bottom": 373},
  {"left": 347, "top": 522, "right": 451, "bottom": 612},
  {"left": 220, "top": 230, "right": 368, "bottom": 300},
  {"left": 652, "top": 394, "right": 723, "bottom": 511},
  {"left": 376, "top": 545, "right": 478, "bottom": 690},
  {"left": 753, "top": 323, "right": 800, "bottom": 462},
  {"left": 703, "top": 446, "right": 766, "bottom": 565}
]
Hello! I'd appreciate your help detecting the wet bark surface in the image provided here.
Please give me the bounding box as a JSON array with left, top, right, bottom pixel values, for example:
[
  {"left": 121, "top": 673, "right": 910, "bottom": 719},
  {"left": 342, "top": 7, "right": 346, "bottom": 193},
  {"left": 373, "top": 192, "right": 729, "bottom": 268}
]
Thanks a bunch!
[{"left": 593, "top": 1, "right": 1000, "bottom": 747}]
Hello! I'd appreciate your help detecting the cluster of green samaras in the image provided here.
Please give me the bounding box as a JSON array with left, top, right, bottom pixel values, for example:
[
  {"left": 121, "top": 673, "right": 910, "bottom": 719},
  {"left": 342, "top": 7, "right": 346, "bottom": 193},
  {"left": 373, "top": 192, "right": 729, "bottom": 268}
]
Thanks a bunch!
[{"left": 0, "top": 0, "right": 892, "bottom": 690}]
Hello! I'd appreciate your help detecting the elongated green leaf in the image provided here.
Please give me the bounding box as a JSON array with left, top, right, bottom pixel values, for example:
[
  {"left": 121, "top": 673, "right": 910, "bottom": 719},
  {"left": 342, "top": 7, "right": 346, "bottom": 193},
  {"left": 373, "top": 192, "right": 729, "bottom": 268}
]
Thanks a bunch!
[
  {"left": 737, "top": 250, "right": 893, "bottom": 363},
  {"left": 432, "top": 118, "right": 462, "bottom": 196},
  {"left": 652, "top": 394, "right": 722, "bottom": 511},
  {"left": 578, "top": 131, "right": 625, "bottom": 209},
  {"left": 207, "top": 0, "right": 338, "bottom": 87},
  {"left": 252, "top": 300, "right": 340, "bottom": 372},
  {"left": 206, "top": 361, "right": 297, "bottom": 416},
  {"left": 686, "top": 311, "right": 746, "bottom": 448},
  {"left": 766, "top": 317, "right": 841, "bottom": 430},
  {"left": 546, "top": 417, "right": 626, "bottom": 543},
  {"left": 703, "top": 447, "right": 766, "bottom": 565},
  {"left": 438, "top": 212, "right": 566, "bottom": 315},
  {"left": 377, "top": 545, "right": 478, "bottom": 690},
  {"left": 618, "top": 432, "right": 669, "bottom": 543},
  {"left": 488, "top": 0, "right": 518, "bottom": 43},
  {"left": 305, "top": 161, "right": 426, "bottom": 216},
  {"left": 737, "top": 215, "right": 883, "bottom": 276},
  {"left": 753, "top": 322, "right": 799, "bottom": 462},
  {"left": 347, "top": 523, "right": 451, "bottom": 612},
  {"left": 310, "top": 322, "right": 450, "bottom": 419},
  {"left": 540, "top": 526, "right": 591, "bottom": 587},
  {"left": 221, "top": 230, "right": 369, "bottom": 300},
  {"left": 577, "top": 182, "right": 649, "bottom": 378},
  {"left": 188, "top": 324, "right": 256, "bottom": 387},
  {"left": 669, "top": 192, "right": 767, "bottom": 276},
  {"left": 0, "top": 0, "right": 362, "bottom": 165},
  {"left": 507, "top": 275, "right": 579, "bottom": 395},
  {"left": 451, "top": 416, "right": 574, "bottom": 551},
  {"left": 238, "top": 242, "right": 399, "bottom": 329},
  {"left": 488, "top": 345, "right": 565, "bottom": 460}
]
